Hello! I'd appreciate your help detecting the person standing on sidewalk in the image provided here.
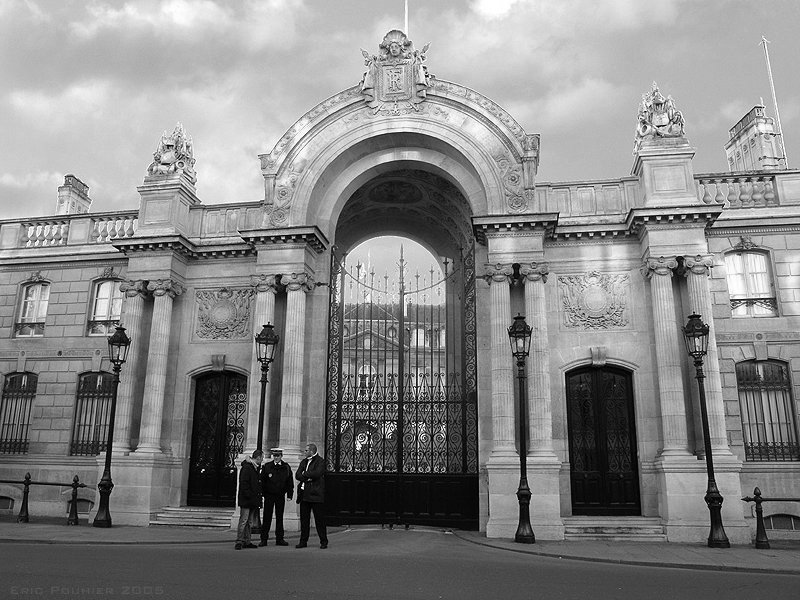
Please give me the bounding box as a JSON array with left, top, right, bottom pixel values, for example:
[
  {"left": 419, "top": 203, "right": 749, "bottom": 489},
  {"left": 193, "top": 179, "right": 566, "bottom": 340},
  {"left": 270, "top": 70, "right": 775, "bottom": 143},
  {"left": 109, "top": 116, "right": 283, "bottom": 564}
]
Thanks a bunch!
[
  {"left": 295, "top": 443, "right": 328, "bottom": 549},
  {"left": 235, "top": 449, "right": 263, "bottom": 550},
  {"left": 259, "top": 447, "right": 293, "bottom": 547}
]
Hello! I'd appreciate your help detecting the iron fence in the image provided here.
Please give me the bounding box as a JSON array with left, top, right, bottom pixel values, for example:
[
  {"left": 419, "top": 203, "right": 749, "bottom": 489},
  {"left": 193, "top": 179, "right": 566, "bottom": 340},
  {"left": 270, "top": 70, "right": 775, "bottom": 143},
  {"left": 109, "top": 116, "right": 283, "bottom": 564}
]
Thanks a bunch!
[{"left": 0, "top": 472, "right": 87, "bottom": 525}]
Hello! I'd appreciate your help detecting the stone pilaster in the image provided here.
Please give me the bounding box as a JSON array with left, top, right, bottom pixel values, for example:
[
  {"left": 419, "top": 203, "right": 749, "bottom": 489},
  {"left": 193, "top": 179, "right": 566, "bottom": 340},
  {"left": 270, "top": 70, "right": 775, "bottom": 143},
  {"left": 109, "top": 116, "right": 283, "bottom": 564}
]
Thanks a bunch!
[
  {"left": 278, "top": 272, "right": 314, "bottom": 464},
  {"left": 113, "top": 280, "right": 148, "bottom": 454},
  {"left": 246, "top": 274, "right": 279, "bottom": 451},
  {"left": 484, "top": 263, "right": 515, "bottom": 458},
  {"left": 642, "top": 257, "right": 690, "bottom": 456},
  {"left": 135, "top": 279, "right": 184, "bottom": 454},
  {"left": 682, "top": 255, "right": 729, "bottom": 452},
  {"left": 519, "top": 262, "right": 556, "bottom": 460}
]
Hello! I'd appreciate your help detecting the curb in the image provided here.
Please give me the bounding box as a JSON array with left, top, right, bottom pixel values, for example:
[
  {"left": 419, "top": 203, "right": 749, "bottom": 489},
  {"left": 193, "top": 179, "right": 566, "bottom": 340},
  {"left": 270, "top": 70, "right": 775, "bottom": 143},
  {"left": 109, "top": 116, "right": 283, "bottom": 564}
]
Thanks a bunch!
[{"left": 450, "top": 531, "right": 800, "bottom": 576}]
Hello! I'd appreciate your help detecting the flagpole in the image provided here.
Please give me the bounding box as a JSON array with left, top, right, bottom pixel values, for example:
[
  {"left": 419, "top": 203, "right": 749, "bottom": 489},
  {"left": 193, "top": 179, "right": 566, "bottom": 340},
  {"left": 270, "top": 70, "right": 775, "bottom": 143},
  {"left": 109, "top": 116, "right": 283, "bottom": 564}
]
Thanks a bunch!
[
  {"left": 405, "top": 0, "right": 409, "bottom": 36},
  {"left": 760, "top": 36, "right": 788, "bottom": 167}
]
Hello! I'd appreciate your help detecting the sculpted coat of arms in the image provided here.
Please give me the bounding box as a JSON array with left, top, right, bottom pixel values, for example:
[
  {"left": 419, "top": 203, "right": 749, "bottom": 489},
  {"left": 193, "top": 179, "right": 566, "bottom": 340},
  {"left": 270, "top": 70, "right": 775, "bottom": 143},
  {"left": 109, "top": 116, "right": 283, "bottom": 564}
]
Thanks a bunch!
[
  {"left": 360, "top": 30, "right": 432, "bottom": 115},
  {"left": 634, "top": 82, "right": 685, "bottom": 152},
  {"left": 558, "top": 271, "right": 630, "bottom": 330},
  {"left": 195, "top": 288, "right": 253, "bottom": 340},
  {"left": 147, "top": 122, "right": 196, "bottom": 183}
]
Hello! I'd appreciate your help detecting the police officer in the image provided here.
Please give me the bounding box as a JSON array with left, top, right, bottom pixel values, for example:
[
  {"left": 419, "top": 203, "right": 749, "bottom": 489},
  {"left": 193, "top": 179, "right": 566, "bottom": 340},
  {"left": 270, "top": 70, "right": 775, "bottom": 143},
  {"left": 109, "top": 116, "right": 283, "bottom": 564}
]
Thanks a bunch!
[{"left": 259, "top": 448, "right": 293, "bottom": 546}]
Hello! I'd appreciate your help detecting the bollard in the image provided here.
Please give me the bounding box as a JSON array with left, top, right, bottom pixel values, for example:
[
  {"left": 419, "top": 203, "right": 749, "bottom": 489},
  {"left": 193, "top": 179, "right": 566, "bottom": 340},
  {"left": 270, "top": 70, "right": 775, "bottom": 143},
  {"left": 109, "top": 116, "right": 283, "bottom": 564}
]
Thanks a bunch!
[
  {"left": 742, "top": 486, "right": 770, "bottom": 549},
  {"left": 67, "top": 475, "right": 81, "bottom": 526},
  {"left": 17, "top": 473, "right": 31, "bottom": 523},
  {"left": 752, "top": 487, "right": 770, "bottom": 550}
]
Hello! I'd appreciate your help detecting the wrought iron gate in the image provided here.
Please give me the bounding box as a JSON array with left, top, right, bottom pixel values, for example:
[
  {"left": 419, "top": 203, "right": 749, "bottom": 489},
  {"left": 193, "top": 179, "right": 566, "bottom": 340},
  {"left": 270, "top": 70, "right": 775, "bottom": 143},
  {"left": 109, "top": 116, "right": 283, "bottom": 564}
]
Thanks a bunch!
[
  {"left": 325, "top": 247, "right": 478, "bottom": 529},
  {"left": 187, "top": 372, "right": 247, "bottom": 507},
  {"left": 566, "top": 366, "right": 641, "bottom": 515}
]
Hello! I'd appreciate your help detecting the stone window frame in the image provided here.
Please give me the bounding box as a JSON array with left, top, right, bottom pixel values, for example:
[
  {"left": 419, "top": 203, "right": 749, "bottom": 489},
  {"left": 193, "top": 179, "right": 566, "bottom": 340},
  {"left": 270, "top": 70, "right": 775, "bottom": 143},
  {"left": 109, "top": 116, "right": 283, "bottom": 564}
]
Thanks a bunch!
[
  {"left": 15, "top": 281, "right": 51, "bottom": 337},
  {"left": 723, "top": 248, "right": 778, "bottom": 318},
  {"left": 0, "top": 372, "right": 38, "bottom": 454},
  {"left": 735, "top": 359, "right": 799, "bottom": 462},
  {"left": 87, "top": 278, "right": 123, "bottom": 336}
]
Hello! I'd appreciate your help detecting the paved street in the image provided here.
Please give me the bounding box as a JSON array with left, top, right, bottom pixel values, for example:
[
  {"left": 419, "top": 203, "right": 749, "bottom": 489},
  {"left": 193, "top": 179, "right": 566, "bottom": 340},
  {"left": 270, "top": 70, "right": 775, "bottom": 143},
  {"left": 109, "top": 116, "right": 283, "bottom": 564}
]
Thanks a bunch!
[{"left": 1, "top": 527, "right": 798, "bottom": 600}]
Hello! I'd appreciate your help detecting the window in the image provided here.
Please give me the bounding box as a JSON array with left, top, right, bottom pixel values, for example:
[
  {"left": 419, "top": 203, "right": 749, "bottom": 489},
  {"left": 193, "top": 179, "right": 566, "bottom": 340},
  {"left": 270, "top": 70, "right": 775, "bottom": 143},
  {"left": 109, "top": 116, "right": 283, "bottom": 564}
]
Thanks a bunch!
[
  {"left": 725, "top": 251, "right": 777, "bottom": 317},
  {"left": 0, "top": 372, "right": 37, "bottom": 454},
  {"left": 16, "top": 283, "right": 50, "bottom": 336},
  {"left": 736, "top": 360, "right": 799, "bottom": 461},
  {"left": 88, "top": 280, "right": 123, "bottom": 335},
  {"left": 70, "top": 372, "right": 114, "bottom": 456}
]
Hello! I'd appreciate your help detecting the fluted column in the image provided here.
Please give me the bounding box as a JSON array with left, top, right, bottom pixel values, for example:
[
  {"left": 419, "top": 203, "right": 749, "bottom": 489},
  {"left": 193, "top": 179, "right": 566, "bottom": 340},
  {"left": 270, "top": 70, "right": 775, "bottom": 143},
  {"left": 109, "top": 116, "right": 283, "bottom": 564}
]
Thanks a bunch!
[
  {"left": 643, "top": 257, "right": 690, "bottom": 455},
  {"left": 683, "top": 255, "right": 728, "bottom": 451},
  {"left": 113, "top": 280, "right": 148, "bottom": 453},
  {"left": 278, "top": 272, "right": 314, "bottom": 455},
  {"left": 485, "top": 264, "right": 515, "bottom": 456},
  {"left": 246, "top": 274, "right": 278, "bottom": 451},
  {"left": 520, "top": 262, "right": 556, "bottom": 459},
  {"left": 135, "top": 279, "right": 184, "bottom": 454}
]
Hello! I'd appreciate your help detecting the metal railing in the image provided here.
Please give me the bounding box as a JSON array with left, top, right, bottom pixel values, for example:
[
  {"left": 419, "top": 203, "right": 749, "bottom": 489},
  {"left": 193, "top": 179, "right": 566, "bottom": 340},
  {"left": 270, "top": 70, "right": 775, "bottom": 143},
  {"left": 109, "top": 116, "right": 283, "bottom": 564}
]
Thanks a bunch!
[
  {"left": 741, "top": 487, "right": 800, "bottom": 549},
  {"left": 0, "top": 472, "right": 88, "bottom": 525}
]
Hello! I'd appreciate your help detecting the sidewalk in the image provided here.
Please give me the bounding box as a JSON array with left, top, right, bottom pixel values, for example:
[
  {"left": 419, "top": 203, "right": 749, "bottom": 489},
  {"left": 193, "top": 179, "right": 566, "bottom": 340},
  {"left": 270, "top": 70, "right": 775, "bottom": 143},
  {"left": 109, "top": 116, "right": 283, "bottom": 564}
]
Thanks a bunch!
[{"left": 1, "top": 520, "right": 799, "bottom": 575}]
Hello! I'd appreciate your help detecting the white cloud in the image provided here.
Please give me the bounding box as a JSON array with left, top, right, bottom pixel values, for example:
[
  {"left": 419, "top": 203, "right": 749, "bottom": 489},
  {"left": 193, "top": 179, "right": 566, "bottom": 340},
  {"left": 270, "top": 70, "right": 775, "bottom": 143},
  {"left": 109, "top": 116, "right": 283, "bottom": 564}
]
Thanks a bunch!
[
  {"left": 0, "top": 170, "right": 62, "bottom": 189},
  {"left": 70, "top": 0, "right": 305, "bottom": 50},
  {"left": 530, "top": 78, "right": 629, "bottom": 129},
  {"left": 9, "top": 80, "right": 114, "bottom": 128},
  {"left": 471, "top": 0, "right": 520, "bottom": 20}
]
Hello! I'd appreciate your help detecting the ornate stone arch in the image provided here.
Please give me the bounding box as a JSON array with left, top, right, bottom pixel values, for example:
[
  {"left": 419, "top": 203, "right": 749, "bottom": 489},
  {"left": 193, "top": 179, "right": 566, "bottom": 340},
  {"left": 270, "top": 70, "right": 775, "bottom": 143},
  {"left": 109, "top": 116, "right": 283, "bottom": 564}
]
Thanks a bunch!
[{"left": 259, "top": 73, "right": 540, "bottom": 233}]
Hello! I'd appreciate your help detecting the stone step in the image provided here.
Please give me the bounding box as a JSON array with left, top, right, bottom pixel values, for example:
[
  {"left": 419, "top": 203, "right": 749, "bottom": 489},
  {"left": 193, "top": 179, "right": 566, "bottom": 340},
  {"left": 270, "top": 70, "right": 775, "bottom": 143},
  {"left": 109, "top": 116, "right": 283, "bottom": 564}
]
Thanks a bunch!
[
  {"left": 149, "top": 507, "right": 234, "bottom": 529},
  {"left": 563, "top": 517, "right": 667, "bottom": 542}
]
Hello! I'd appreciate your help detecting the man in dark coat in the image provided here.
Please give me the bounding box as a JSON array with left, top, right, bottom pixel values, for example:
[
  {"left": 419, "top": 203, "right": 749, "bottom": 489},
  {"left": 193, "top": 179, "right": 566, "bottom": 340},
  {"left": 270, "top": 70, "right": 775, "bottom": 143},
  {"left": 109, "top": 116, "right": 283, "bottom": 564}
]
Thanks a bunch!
[
  {"left": 259, "top": 447, "right": 293, "bottom": 546},
  {"left": 235, "top": 449, "right": 263, "bottom": 550},
  {"left": 295, "top": 443, "right": 329, "bottom": 549}
]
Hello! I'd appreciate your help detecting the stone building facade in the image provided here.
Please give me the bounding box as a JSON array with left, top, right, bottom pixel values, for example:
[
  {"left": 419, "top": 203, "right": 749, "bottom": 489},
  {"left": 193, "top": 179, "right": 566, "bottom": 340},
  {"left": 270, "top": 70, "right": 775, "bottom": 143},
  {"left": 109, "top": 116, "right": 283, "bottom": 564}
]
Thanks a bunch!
[{"left": 0, "top": 32, "right": 798, "bottom": 543}]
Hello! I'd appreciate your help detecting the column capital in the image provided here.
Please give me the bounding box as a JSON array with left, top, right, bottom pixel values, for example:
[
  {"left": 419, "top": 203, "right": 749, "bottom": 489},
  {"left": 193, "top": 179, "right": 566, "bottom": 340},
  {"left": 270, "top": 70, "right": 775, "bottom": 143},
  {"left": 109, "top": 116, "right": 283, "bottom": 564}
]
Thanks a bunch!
[
  {"left": 119, "top": 279, "right": 149, "bottom": 298},
  {"left": 519, "top": 262, "right": 549, "bottom": 283},
  {"left": 250, "top": 273, "right": 280, "bottom": 294},
  {"left": 642, "top": 256, "right": 678, "bottom": 279},
  {"left": 147, "top": 278, "right": 185, "bottom": 298},
  {"left": 281, "top": 272, "right": 314, "bottom": 293},
  {"left": 482, "top": 263, "right": 513, "bottom": 285},
  {"left": 682, "top": 254, "right": 714, "bottom": 277}
]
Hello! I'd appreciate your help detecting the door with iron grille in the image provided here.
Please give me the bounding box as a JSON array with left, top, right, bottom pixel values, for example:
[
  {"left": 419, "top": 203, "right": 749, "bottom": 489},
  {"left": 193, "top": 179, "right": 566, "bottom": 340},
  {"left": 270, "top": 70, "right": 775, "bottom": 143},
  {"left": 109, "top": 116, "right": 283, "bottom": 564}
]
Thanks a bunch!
[
  {"left": 187, "top": 372, "right": 247, "bottom": 506},
  {"left": 566, "top": 366, "right": 640, "bottom": 515},
  {"left": 325, "top": 247, "right": 479, "bottom": 529}
]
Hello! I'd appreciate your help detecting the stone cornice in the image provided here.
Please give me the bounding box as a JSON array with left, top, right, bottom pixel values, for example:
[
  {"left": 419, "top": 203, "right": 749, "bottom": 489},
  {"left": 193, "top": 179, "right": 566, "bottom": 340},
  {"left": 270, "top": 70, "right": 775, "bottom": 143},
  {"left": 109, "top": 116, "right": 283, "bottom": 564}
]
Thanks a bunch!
[
  {"left": 472, "top": 213, "right": 558, "bottom": 245},
  {"left": 626, "top": 205, "right": 723, "bottom": 236},
  {"left": 238, "top": 226, "right": 329, "bottom": 254},
  {"left": 112, "top": 235, "right": 252, "bottom": 260}
]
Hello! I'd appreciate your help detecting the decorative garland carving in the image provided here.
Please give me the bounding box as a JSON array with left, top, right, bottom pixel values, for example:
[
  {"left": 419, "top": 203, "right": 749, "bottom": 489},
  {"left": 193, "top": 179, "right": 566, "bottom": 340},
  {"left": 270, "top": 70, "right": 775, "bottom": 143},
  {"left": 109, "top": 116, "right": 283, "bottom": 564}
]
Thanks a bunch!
[
  {"left": 558, "top": 271, "right": 630, "bottom": 329},
  {"left": 195, "top": 287, "right": 253, "bottom": 340}
]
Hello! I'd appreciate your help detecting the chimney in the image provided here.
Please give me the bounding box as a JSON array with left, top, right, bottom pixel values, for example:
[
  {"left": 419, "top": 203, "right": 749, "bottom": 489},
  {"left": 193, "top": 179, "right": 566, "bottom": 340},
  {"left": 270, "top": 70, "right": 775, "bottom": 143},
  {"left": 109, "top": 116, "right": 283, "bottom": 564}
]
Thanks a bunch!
[{"left": 56, "top": 174, "right": 92, "bottom": 215}]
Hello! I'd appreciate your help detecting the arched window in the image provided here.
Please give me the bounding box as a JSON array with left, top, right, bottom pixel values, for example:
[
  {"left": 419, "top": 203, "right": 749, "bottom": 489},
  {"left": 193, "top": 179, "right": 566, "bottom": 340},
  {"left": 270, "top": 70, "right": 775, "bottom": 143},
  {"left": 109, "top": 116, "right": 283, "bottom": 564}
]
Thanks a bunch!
[
  {"left": 724, "top": 250, "right": 777, "bottom": 317},
  {"left": 736, "top": 360, "right": 799, "bottom": 461},
  {"left": 88, "top": 280, "right": 123, "bottom": 335},
  {"left": 0, "top": 372, "right": 37, "bottom": 454},
  {"left": 70, "top": 372, "right": 114, "bottom": 456},
  {"left": 16, "top": 283, "right": 50, "bottom": 336}
]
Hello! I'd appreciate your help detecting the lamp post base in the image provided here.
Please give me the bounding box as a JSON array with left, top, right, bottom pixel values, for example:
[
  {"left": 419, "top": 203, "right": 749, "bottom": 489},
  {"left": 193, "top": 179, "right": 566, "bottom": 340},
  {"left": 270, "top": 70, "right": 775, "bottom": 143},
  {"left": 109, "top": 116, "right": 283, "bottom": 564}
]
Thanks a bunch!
[
  {"left": 515, "top": 480, "right": 535, "bottom": 544},
  {"left": 705, "top": 485, "right": 730, "bottom": 548},
  {"left": 92, "top": 476, "right": 114, "bottom": 528}
]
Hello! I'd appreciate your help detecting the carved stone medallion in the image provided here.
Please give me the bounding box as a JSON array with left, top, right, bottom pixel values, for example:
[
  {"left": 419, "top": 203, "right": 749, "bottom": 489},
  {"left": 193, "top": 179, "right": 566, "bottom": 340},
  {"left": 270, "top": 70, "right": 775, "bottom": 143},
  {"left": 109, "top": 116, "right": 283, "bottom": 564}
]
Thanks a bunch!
[
  {"left": 558, "top": 271, "right": 630, "bottom": 329},
  {"left": 195, "top": 288, "right": 253, "bottom": 340}
]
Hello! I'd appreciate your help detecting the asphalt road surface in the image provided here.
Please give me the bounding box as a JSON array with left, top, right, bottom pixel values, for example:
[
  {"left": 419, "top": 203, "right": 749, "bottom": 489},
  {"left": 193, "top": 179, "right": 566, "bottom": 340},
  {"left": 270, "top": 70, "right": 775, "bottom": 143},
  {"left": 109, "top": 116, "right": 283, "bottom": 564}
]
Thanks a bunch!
[{"left": 1, "top": 528, "right": 797, "bottom": 600}]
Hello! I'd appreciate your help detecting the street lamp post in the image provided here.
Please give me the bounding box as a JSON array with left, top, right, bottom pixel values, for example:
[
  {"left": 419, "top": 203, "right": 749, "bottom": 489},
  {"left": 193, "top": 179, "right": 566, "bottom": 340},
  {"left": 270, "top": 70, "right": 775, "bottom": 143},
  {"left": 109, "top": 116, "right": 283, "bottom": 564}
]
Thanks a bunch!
[
  {"left": 254, "top": 323, "right": 280, "bottom": 453},
  {"left": 682, "top": 313, "right": 730, "bottom": 548},
  {"left": 508, "top": 314, "right": 535, "bottom": 544},
  {"left": 93, "top": 326, "right": 131, "bottom": 528}
]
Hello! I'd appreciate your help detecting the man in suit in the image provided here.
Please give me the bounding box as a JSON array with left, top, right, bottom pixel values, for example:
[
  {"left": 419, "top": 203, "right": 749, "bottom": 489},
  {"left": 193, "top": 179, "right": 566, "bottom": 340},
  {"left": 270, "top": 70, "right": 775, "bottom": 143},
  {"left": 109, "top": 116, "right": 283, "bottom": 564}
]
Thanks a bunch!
[
  {"left": 259, "top": 447, "right": 293, "bottom": 546},
  {"left": 295, "top": 443, "right": 329, "bottom": 549}
]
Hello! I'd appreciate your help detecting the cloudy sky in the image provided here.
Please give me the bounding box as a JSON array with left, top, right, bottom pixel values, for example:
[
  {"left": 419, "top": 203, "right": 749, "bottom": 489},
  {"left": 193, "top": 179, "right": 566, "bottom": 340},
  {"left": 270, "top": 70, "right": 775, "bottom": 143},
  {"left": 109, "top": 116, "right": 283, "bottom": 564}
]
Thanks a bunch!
[{"left": 1, "top": 0, "right": 798, "bottom": 221}]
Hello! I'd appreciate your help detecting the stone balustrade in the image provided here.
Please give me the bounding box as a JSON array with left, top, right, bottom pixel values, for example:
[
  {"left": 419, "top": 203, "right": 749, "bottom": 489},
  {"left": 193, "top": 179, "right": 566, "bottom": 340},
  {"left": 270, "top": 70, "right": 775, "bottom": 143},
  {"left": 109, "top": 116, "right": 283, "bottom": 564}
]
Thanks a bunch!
[
  {"left": 0, "top": 212, "right": 139, "bottom": 250},
  {"left": 695, "top": 173, "right": 777, "bottom": 208}
]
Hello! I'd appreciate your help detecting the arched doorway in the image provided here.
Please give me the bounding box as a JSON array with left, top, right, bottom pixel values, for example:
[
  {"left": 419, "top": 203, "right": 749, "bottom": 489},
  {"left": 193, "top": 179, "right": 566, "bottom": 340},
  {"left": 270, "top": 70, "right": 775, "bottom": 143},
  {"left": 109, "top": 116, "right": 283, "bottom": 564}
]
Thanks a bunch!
[
  {"left": 566, "top": 366, "right": 641, "bottom": 515},
  {"left": 187, "top": 371, "right": 248, "bottom": 507},
  {"left": 324, "top": 172, "right": 479, "bottom": 529}
]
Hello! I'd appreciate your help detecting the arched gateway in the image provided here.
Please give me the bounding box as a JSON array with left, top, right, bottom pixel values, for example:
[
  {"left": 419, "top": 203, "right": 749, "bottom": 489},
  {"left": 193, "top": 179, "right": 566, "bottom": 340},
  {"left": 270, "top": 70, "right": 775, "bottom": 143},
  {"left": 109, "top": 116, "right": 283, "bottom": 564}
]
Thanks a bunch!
[{"left": 255, "top": 30, "right": 541, "bottom": 529}]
